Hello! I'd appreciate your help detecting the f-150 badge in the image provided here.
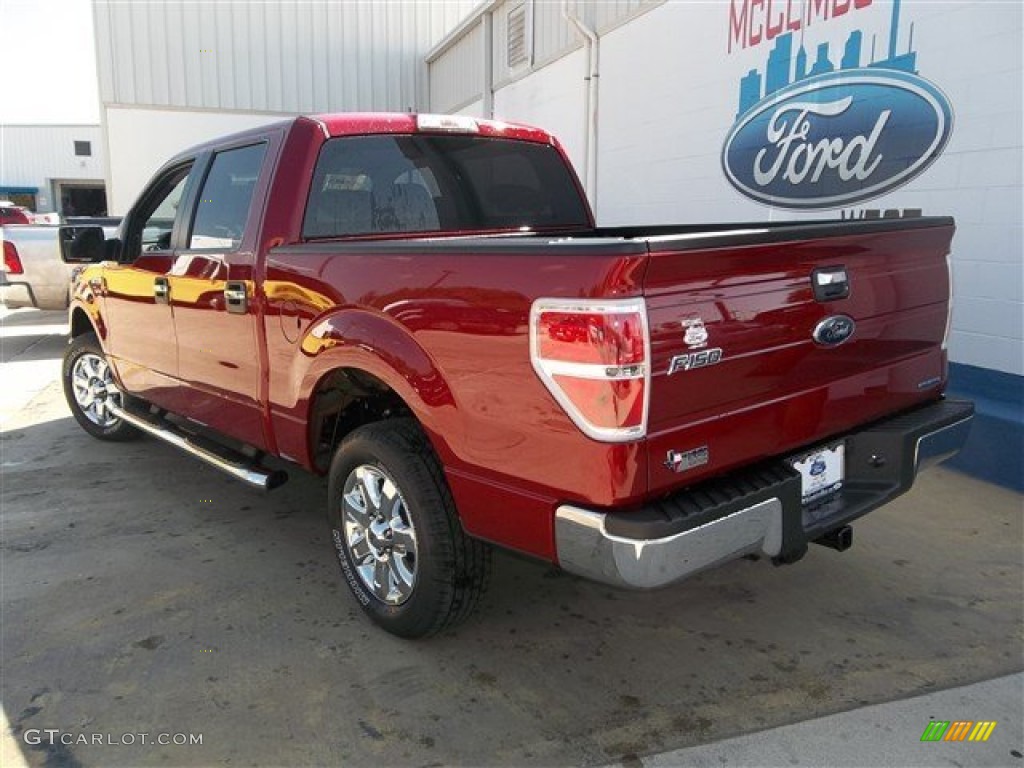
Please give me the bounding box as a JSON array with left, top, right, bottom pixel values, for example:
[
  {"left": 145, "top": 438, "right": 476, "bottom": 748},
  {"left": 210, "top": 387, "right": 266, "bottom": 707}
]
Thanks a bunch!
[{"left": 668, "top": 347, "right": 723, "bottom": 375}]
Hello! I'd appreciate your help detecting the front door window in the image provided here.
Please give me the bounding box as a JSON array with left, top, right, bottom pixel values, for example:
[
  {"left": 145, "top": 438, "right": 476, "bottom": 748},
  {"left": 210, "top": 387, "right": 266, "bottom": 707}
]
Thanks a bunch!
[{"left": 127, "top": 167, "right": 191, "bottom": 260}]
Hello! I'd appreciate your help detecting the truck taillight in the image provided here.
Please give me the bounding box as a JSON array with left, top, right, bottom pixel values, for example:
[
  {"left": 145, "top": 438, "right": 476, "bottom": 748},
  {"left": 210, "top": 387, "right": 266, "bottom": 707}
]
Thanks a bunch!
[
  {"left": 530, "top": 298, "right": 650, "bottom": 442},
  {"left": 3, "top": 240, "right": 23, "bottom": 275},
  {"left": 942, "top": 251, "right": 953, "bottom": 351}
]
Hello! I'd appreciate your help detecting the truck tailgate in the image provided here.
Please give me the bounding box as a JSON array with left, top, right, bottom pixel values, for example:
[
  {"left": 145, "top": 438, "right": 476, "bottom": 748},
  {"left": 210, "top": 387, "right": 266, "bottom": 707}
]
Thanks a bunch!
[{"left": 642, "top": 219, "right": 954, "bottom": 495}]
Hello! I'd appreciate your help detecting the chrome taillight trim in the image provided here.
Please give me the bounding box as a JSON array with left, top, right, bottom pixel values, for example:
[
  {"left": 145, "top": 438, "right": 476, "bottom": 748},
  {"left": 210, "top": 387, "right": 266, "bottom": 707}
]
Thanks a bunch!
[{"left": 529, "top": 296, "right": 651, "bottom": 443}]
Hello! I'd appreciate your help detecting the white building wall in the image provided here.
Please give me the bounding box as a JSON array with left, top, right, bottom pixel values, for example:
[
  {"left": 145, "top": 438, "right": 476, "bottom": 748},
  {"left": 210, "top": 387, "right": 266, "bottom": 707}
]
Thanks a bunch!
[
  {"left": 429, "top": 23, "right": 484, "bottom": 115},
  {"left": 454, "top": 100, "right": 485, "bottom": 118},
  {"left": 491, "top": 0, "right": 661, "bottom": 85},
  {"left": 93, "top": 0, "right": 476, "bottom": 114},
  {"left": 595, "top": 1, "right": 1022, "bottom": 376},
  {"left": 431, "top": 0, "right": 1023, "bottom": 377},
  {"left": 493, "top": 49, "right": 587, "bottom": 176},
  {"left": 93, "top": 0, "right": 478, "bottom": 214},
  {"left": 531, "top": 0, "right": 580, "bottom": 67},
  {"left": 103, "top": 107, "right": 286, "bottom": 215},
  {"left": 427, "top": 0, "right": 664, "bottom": 114},
  {"left": 0, "top": 125, "right": 105, "bottom": 211}
]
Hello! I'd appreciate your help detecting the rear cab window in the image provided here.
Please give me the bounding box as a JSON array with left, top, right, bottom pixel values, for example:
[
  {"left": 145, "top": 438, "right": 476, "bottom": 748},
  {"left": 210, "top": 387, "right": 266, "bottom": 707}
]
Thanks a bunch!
[{"left": 303, "top": 135, "right": 589, "bottom": 239}]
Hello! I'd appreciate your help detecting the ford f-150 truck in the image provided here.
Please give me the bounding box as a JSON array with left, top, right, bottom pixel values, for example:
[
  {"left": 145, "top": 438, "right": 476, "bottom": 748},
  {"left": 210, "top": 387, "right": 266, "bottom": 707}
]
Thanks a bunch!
[{"left": 61, "top": 113, "right": 973, "bottom": 637}]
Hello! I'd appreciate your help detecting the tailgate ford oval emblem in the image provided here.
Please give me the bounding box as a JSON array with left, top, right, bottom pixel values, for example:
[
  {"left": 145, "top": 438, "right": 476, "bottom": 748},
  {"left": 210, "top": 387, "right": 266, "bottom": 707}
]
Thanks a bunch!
[{"left": 813, "top": 315, "right": 856, "bottom": 346}]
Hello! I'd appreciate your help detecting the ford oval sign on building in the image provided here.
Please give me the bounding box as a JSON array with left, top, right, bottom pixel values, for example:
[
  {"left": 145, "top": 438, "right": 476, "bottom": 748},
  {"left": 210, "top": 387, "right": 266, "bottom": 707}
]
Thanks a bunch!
[
  {"left": 723, "top": 70, "right": 953, "bottom": 209},
  {"left": 723, "top": 0, "right": 954, "bottom": 211}
]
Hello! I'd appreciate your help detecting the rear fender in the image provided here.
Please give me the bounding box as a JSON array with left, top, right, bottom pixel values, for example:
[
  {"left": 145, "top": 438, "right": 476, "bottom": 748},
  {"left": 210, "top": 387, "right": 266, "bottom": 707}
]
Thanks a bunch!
[{"left": 297, "top": 308, "right": 458, "bottom": 455}]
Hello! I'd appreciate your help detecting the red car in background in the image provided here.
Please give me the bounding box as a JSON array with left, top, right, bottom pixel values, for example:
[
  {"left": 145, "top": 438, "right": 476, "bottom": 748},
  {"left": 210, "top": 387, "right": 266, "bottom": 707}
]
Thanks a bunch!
[{"left": 0, "top": 202, "right": 34, "bottom": 225}]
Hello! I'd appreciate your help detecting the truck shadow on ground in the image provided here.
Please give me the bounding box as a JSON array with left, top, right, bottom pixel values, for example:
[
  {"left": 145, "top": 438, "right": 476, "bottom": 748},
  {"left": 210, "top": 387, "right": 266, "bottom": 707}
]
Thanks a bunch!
[{"left": 3, "top": 412, "right": 1022, "bottom": 767}]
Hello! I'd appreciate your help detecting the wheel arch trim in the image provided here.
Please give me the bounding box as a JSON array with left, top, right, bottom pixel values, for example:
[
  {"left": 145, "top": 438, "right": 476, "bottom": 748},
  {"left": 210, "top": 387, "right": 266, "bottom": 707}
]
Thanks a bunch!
[{"left": 278, "top": 308, "right": 460, "bottom": 469}]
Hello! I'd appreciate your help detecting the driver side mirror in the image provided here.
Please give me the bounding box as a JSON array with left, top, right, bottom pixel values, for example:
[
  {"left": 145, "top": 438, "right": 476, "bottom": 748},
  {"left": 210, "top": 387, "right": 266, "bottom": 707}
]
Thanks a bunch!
[{"left": 60, "top": 226, "right": 121, "bottom": 263}]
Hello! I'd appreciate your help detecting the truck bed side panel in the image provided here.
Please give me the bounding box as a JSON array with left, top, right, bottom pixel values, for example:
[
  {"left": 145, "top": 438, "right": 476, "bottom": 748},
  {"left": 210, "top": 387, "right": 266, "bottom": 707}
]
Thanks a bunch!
[{"left": 263, "top": 239, "right": 648, "bottom": 558}]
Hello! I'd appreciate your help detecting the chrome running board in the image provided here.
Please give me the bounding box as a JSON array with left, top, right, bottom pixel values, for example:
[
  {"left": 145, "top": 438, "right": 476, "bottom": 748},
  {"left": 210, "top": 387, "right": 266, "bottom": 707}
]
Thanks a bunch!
[{"left": 107, "top": 401, "right": 288, "bottom": 492}]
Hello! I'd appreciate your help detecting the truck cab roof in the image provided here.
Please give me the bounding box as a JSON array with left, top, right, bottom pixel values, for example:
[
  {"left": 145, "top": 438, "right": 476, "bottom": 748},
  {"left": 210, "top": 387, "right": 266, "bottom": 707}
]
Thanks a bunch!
[{"left": 169, "top": 112, "right": 558, "bottom": 165}]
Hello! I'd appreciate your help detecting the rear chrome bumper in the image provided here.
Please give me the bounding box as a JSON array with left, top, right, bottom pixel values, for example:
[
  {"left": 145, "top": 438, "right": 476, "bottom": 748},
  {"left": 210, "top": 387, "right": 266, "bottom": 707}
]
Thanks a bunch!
[
  {"left": 555, "top": 399, "right": 974, "bottom": 589},
  {"left": 556, "top": 498, "right": 785, "bottom": 589}
]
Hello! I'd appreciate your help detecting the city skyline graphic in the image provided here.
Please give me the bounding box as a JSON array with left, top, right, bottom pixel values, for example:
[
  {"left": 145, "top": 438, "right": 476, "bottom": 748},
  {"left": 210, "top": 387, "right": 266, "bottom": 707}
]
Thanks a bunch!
[{"left": 737, "top": 0, "right": 919, "bottom": 118}]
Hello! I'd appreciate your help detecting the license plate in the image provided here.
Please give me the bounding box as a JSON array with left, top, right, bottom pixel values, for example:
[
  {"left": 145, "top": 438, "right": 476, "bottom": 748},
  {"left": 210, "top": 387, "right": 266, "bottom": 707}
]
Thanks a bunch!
[{"left": 789, "top": 443, "right": 845, "bottom": 504}]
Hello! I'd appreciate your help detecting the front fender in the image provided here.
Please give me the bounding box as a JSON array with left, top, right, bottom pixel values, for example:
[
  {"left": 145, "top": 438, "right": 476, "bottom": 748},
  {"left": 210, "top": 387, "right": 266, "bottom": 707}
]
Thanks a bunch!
[{"left": 68, "top": 267, "right": 107, "bottom": 343}]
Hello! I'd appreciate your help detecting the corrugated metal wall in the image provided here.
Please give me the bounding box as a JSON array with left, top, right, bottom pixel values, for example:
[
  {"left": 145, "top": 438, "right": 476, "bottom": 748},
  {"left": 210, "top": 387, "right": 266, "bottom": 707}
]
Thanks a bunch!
[
  {"left": 94, "top": 0, "right": 477, "bottom": 113},
  {"left": 591, "top": 0, "right": 661, "bottom": 34},
  {"left": 531, "top": 1, "right": 579, "bottom": 70},
  {"left": 429, "top": 0, "right": 664, "bottom": 112},
  {"left": 0, "top": 125, "right": 105, "bottom": 187},
  {"left": 428, "top": 23, "right": 483, "bottom": 114}
]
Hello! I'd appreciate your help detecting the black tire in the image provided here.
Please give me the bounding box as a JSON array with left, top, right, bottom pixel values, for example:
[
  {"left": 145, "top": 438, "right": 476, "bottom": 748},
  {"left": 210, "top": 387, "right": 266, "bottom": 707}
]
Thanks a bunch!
[
  {"left": 327, "top": 418, "right": 491, "bottom": 638},
  {"left": 62, "top": 332, "right": 138, "bottom": 441}
]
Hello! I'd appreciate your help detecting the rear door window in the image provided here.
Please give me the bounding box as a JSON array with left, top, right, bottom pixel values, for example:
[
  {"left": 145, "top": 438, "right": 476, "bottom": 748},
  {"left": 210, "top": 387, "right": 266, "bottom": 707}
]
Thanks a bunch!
[
  {"left": 303, "top": 135, "right": 589, "bottom": 239},
  {"left": 189, "top": 143, "right": 266, "bottom": 250}
]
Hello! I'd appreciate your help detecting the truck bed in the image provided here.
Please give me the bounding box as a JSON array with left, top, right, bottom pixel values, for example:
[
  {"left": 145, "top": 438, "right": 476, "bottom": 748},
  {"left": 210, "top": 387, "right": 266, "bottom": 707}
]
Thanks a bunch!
[{"left": 267, "top": 214, "right": 953, "bottom": 523}]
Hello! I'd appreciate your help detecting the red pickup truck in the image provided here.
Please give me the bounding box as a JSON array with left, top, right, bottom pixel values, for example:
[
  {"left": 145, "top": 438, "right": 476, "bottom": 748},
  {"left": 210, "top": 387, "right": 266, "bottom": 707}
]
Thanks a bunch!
[{"left": 61, "top": 113, "right": 973, "bottom": 637}]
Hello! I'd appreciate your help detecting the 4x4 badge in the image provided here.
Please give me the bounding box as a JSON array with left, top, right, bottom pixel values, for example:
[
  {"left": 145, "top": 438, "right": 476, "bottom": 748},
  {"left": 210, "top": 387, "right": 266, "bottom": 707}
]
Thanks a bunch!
[{"left": 665, "top": 446, "right": 709, "bottom": 473}]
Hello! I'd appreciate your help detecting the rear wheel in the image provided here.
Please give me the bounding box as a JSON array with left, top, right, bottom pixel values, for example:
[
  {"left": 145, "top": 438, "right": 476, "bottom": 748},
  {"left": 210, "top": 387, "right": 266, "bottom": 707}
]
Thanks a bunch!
[
  {"left": 62, "top": 333, "right": 137, "bottom": 441},
  {"left": 328, "top": 419, "right": 490, "bottom": 638}
]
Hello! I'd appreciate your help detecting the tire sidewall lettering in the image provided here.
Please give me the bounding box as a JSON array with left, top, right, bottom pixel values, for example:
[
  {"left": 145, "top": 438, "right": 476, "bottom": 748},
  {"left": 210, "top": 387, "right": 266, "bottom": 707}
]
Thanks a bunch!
[{"left": 332, "top": 526, "right": 371, "bottom": 606}]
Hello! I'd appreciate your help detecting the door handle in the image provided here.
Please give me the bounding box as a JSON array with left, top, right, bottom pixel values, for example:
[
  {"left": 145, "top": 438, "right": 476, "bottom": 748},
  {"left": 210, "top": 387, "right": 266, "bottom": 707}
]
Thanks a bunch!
[
  {"left": 154, "top": 276, "right": 170, "bottom": 304},
  {"left": 224, "top": 281, "right": 248, "bottom": 314}
]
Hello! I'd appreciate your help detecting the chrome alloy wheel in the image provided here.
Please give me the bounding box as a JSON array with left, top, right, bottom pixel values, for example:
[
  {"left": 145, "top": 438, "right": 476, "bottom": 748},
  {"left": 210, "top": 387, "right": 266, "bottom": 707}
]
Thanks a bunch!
[
  {"left": 70, "top": 352, "right": 121, "bottom": 428},
  {"left": 341, "top": 465, "right": 418, "bottom": 605}
]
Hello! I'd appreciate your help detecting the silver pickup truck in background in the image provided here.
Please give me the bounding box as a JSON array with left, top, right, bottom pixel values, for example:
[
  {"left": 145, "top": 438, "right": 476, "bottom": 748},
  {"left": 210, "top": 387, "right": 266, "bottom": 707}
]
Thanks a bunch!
[{"left": 2, "top": 220, "right": 120, "bottom": 310}]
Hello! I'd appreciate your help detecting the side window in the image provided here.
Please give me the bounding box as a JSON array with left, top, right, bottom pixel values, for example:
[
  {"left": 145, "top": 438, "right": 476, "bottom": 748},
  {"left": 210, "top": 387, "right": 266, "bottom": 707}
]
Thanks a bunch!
[
  {"left": 130, "top": 165, "right": 192, "bottom": 260},
  {"left": 189, "top": 143, "right": 266, "bottom": 250}
]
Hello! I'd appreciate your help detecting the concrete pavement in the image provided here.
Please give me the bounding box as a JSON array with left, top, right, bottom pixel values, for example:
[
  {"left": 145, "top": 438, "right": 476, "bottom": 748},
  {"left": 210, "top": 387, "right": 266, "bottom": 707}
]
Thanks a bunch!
[
  {"left": 0, "top": 307, "right": 68, "bottom": 427},
  {"left": 2, "top": 307, "right": 1022, "bottom": 767},
  {"left": 637, "top": 673, "right": 1023, "bottom": 767}
]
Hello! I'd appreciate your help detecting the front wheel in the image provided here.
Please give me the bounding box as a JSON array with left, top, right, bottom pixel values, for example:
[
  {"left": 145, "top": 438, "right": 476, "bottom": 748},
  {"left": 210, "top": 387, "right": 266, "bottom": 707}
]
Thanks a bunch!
[
  {"left": 62, "top": 333, "right": 138, "bottom": 441},
  {"left": 327, "top": 419, "right": 491, "bottom": 638}
]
